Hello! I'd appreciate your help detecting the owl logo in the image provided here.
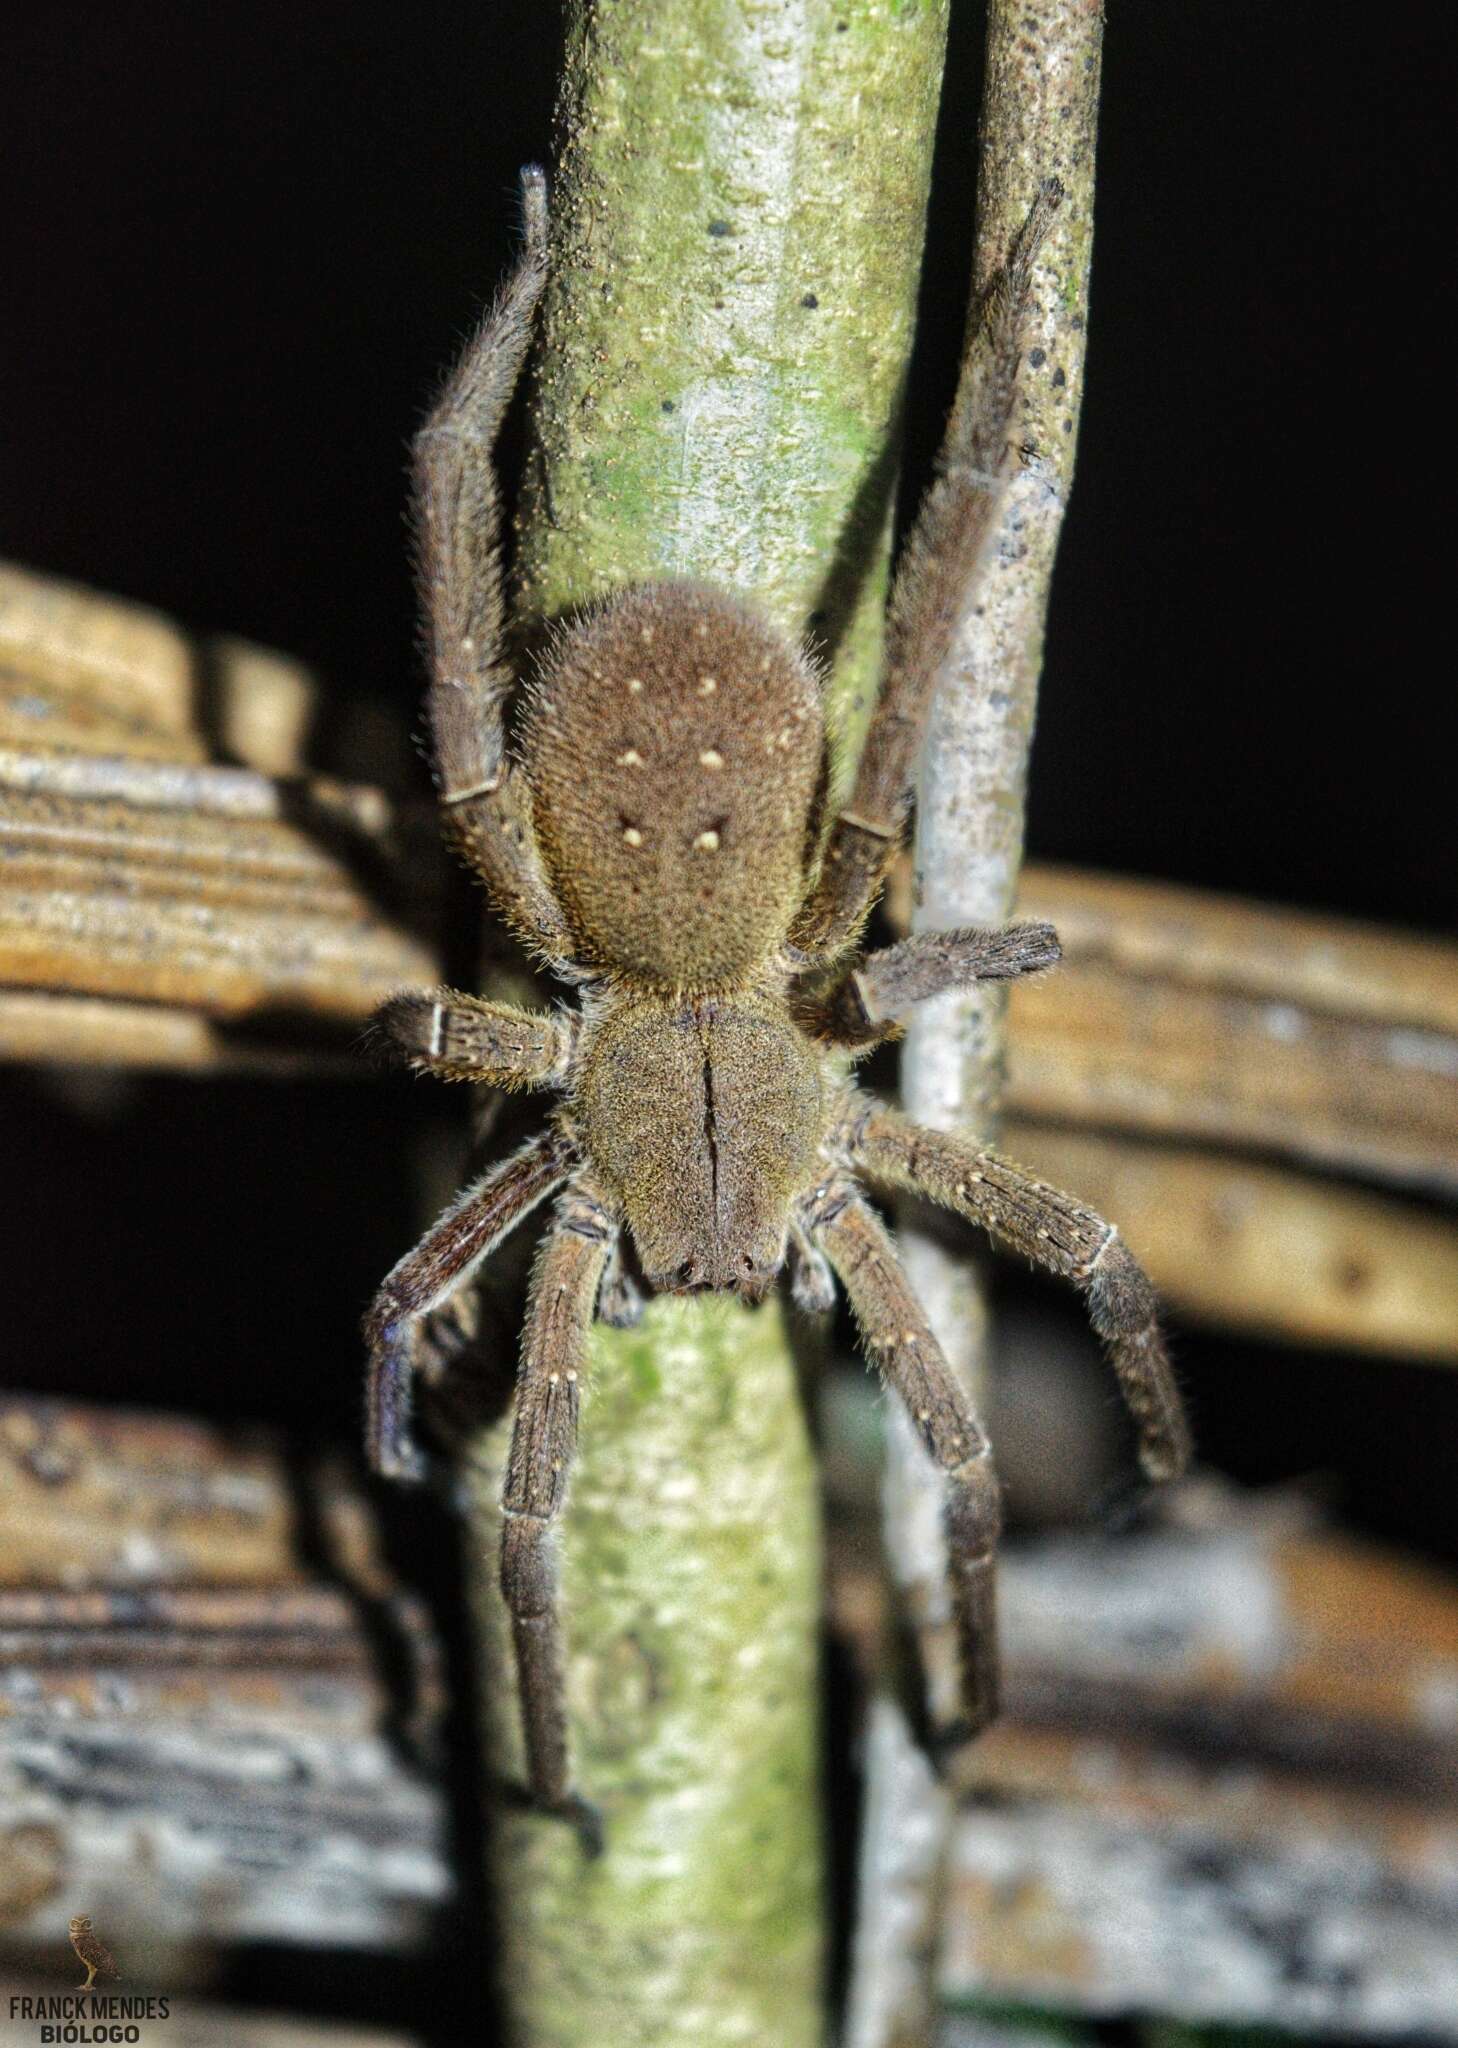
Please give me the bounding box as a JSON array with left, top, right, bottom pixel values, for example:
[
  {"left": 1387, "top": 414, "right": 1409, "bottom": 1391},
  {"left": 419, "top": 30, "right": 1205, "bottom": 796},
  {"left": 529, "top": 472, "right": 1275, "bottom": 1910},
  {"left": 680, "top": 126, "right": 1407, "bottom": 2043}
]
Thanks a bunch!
[{"left": 68, "top": 1915, "right": 119, "bottom": 1992}]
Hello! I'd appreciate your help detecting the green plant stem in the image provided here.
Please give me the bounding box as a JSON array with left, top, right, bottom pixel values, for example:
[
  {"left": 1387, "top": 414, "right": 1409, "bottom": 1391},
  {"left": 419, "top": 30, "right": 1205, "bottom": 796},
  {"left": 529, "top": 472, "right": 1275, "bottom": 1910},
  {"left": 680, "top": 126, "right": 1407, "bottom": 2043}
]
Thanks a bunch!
[{"left": 457, "top": 2, "right": 953, "bottom": 2042}]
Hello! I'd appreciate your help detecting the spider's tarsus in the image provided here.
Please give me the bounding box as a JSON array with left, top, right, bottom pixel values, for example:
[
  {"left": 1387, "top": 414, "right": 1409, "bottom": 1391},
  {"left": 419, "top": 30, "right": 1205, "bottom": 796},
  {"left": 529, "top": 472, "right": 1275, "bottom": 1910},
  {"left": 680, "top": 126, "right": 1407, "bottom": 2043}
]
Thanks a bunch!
[
  {"left": 561, "top": 1790, "right": 606, "bottom": 1859},
  {"left": 501, "top": 1779, "right": 606, "bottom": 1859},
  {"left": 518, "top": 163, "right": 548, "bottom": 246}
]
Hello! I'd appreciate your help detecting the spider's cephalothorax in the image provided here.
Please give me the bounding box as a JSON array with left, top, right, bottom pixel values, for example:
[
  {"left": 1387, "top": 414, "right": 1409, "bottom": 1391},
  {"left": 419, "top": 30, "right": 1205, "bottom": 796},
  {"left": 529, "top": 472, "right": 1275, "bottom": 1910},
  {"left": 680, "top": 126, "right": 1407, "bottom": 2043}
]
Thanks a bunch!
[{"left": 367, "top": 166, "right": 1189, "bottom": 1847}]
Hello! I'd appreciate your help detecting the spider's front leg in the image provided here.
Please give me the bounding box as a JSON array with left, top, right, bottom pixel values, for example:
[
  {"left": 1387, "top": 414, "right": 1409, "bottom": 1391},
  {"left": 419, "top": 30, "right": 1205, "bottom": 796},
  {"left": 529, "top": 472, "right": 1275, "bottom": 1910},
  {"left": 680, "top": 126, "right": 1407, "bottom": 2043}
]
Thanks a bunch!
[
  {"left": 803, "top": 1176, "right": 1003, "bottom": 1737},
  {"left": 413, "top": 164, "right": 576, "bottom": 961},
  {"left": 499, "top": 1181, "right": 615, "bottom": 1854},
  {"left": 363, "top": 1126, "right": 575, "bottom": 1480},
  {"left": 791, "top": 177, "right": 1063, "bottom": 962},
  {"left": 839, "top": 1093, "right": 1191, "bottom": 1483}
]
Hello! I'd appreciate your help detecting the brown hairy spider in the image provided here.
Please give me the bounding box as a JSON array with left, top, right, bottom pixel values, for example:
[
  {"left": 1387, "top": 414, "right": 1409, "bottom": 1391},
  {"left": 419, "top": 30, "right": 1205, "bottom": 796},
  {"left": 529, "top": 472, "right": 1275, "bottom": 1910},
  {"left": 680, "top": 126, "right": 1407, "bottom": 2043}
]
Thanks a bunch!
[{"left": 366, "top": 165, "right": 1189, "bottom": 1843}]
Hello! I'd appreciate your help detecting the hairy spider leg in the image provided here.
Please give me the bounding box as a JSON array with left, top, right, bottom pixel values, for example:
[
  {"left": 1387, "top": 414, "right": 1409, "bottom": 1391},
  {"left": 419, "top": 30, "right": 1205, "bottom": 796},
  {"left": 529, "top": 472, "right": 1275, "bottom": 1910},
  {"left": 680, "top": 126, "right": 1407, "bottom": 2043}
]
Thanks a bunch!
[
  {"left": 806, "top": 1178, "right": 1003, "bottom": 1736},
  {"left": 791, "top": 178, "right": 1064, "bottom": 961},
  {"left": 797, "top": 920, "right": 1061, "bottom": 1049},
  {"left": 500, "top": 1183, "right": 614, "bottom": 1854},
  {"left": 364, "top": 1126, "right": 575, "bottom": 1480},
  {"left": 840, "top": 1093, "right": 1190, "bottom": 1484},
  {"left": 413, "top": 164, "right": 575, "bottom": 960},
  {"left": 374, "top": 988, "right": 574, "bottom": 1087}
]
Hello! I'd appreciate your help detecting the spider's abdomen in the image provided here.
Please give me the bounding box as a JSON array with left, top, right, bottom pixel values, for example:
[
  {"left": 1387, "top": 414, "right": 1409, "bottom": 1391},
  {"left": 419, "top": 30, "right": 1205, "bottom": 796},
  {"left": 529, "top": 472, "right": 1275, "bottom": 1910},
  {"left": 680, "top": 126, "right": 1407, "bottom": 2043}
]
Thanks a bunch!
[{"left": 521, "top": 582, "right": 823, "bottom": 986}]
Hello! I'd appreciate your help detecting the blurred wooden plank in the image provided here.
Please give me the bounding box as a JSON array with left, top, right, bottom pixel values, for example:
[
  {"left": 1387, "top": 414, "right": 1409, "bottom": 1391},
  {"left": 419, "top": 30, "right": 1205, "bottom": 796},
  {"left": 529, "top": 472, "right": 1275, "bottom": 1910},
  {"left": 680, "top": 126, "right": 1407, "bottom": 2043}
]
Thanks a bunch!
[
  {"left": 1004, "top": 956, "right": 1458, "bottom": 1197},
  {"left": 0, "top": 1398, "right": 302, "bottom": 1588},
  {"left": 0, "top": 755, "right": 437, "bottom": 1019},
  {"left": 1003, "top": 1121, "right": 1458, "bottom": 1367},
  {"left": 1, "top": 562, "right": 317, "bottom": 776},
  {"left": 0, "top": 1398, "right": 449, "bottom": 1964},
  {"left": 0, "top": 991, "right": 360, "bottom": 1074},
  {"left": 0, "top": 561, "right": 202, "bottom": 751},
  {"left": 1009, "top": 865, "right": 1458, "bottom": 1194},
  {"left": 942, "top": 1723, "right": 1458, "bottom": 2038},
  {"left": 822, "top": 1354, "right": 1458, "bottom": 2038},
  {"left": 1018, "top": 862, "right": 1458, "bottom": 1038},
  {"left": 934, "top": 1515, "right": 1458, "bottom": 2037}
]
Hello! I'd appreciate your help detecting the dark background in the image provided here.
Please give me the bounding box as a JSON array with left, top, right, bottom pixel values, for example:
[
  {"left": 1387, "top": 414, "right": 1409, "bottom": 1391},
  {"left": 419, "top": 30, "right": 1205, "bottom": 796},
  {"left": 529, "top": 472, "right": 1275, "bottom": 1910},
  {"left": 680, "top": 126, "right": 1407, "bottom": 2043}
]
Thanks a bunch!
[{"left": 2, "top": 3, "right": 1454, "bottom": 2039}]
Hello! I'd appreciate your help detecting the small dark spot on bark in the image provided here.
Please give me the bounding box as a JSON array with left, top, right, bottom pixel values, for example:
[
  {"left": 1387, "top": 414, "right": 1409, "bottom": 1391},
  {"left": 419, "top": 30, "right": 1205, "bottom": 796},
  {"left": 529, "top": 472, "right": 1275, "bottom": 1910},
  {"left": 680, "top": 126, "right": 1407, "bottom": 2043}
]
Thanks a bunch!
[
  {"left": 1052, "top": 366, "right": 1066, "bottom": 387},
  {"left": 708, "top": 218, "right": 730, "bottom": 238},
  {"left": 801, "top": 291, "right": 819, "bottom": 309},
  {"left": 807, "top": 609, "right": 828, "bottom": 628},
  {"left": 1028, "top": 347, "right": 1046, "bottom": 367},
  {"left": 1063, "top": 417, "right": 1073, "bottom": 432},
  {"left": 835, "top": 18, "right": 848, "bottom": 28},
  {"left": 1335, "top": 1256, "right": 1370, "bottom": 1295},
  {"left": 661, "top": 399, "right": 675, "bottom": 413}
]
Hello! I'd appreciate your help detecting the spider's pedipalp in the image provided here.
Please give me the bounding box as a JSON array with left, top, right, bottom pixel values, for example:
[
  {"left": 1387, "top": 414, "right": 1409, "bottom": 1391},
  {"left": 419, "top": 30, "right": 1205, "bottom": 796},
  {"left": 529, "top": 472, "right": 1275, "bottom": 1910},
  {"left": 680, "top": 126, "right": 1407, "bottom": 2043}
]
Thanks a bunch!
[
  {"left": 373, "top": 987, "right": 574, "bottom": 1088},
  {"left": 787, "top": 1216, "right": 837, "bottom": 1315},
  {"left": 364, "top": 1126, "right": 575, "bottom": 1480},
  {"left": 839, "top": 1092, "right": 1191, "bottom": 1485},
  {"left": 796, "top": 921, "right": 1062, "bottom": 1048},
  {"left": 596, "top": 1230, "right": 647, "bottom": 1328},
  {"left": 807, "top": 1181, "right": 1002, "bottom": 1736}
]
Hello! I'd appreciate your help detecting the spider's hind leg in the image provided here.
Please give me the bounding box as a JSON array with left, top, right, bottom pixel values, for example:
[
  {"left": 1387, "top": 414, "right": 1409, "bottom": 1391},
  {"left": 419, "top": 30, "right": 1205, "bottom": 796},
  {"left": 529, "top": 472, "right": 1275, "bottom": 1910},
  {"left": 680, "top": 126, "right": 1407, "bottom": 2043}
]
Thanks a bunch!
[
  {"left": 499, "top": 1183, "right": 615, "bottom": 1853},
  {"left": 841, "top": 1093, "right": 1191, "bottom": 1484},
  {"left": 804, "top": 1178, "right": 1003, "bottom": 1739}
]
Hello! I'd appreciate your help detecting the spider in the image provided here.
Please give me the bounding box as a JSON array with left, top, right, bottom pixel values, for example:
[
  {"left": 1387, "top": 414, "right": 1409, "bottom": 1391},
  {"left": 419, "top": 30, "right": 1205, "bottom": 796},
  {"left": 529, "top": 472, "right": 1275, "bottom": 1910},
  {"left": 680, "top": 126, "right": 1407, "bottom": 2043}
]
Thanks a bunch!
[{"left": 366, "top": 164, "right": 1189, "bottom": 1845}]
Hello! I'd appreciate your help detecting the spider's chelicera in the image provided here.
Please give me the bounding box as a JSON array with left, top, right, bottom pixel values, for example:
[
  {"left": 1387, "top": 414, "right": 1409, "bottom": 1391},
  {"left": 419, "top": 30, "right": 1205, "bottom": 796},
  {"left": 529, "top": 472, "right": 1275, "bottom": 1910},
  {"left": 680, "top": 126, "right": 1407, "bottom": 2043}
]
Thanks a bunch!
[{"left": 366, "top": 166, "right": 1189, "bottom": 1845}]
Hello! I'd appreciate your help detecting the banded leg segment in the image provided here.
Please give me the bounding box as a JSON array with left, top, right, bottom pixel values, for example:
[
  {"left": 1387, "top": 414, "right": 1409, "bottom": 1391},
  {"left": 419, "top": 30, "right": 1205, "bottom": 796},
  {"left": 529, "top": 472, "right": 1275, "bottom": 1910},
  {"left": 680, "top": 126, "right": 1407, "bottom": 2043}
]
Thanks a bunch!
[
  {"left": 500, "top": 1185, "right": 612, "bottom": 1849},
  {"left": 413, "top": 165, "right": 572, "bottom": 957},
  {"left": 363, "top": 1125, "right": 575, "bottom": 1480},
  {"left": 373, "top": 988, "right": 573, "bottom": 1087},
  {"left": 797, "top": 922, "right": 1061, "bottom": 1049},
  {"left": 791, "top": 179, "right": 1063, "bottom": 961},
  {"left": 840, "top": 1094, "right": 1191, "bottom": 1483},
  {"left": 808, "top": 1181, "right": 1002, "bottom": 1735}
]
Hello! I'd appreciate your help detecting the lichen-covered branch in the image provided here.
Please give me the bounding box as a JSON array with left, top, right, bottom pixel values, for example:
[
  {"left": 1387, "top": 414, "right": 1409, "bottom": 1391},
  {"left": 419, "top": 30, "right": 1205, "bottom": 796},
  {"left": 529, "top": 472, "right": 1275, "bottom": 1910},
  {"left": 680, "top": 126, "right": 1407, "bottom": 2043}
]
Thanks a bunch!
[
  {"left": 454, "top": 3, "right": 953, "bottom": 2043},
  {"left": 850, "top": 5, "right": 1106, "bottom": 2045}
]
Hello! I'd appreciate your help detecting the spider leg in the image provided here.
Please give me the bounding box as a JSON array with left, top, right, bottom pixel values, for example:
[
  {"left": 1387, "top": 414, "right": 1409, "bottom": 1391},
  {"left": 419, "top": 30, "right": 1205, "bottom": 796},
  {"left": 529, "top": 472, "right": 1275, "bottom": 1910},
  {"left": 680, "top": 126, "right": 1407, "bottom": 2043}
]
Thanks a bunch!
[
  {"left": 373, "top": 987, "right": 574, "bottom": 1087},
  {"left": 364, "top": 1125, "right": 575, "bottom": 1480},
  {"left": 796, "top": 921, "right": 1060, "bottom": 1049},
  {"left": 838, "top": 1092, "right": 1191, "bottom": 1483},
  {"left": 500, "top": 1183, "right": 613, "bottom": 1853},
  {"left": 596, "top": 1229, "right": 646, "bottom": 1328},
  {"left": 791, "top": 179, "right": 1063, "bottom": 961},
  {"left": 787, "top": 1215, "right": 837, "bottom": 1314},
  {"left": 414, "top": 164, "right": 575, "bottom": 961},
  {"left": 804, "top": 1177, "right": 1002, "bottom": 1737}
]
